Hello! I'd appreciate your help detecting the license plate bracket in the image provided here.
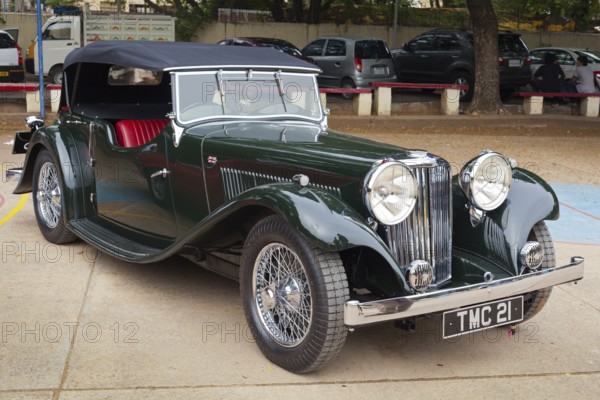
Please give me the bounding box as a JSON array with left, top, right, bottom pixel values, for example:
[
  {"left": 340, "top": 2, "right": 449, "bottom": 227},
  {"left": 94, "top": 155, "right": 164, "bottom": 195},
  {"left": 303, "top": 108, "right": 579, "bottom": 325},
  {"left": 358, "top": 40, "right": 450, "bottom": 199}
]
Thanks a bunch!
[
  {"left": 443, "top": 296, "right": 524, "bottom": 339},
  {"left": 508, "top": 59, "right": 521, "bottom": 68}
]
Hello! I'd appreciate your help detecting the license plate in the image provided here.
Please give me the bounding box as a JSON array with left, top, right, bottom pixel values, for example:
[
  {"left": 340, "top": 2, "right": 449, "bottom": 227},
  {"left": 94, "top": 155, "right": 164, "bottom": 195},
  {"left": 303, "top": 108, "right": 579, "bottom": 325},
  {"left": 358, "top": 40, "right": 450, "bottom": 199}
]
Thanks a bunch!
[
  {"left": 0, "top": 71, "right": 8, "bottom": 77},
  {"left": 12, "top": 131, "right": 33, "bottom": 154},
  {"left": 443, "top": 296, "right": 523, "bottom": 339},
  {"left": 373, "top": 67, "right": 386, "bottom": 75},
  {"left": 508, "top": 59, "right": 521, "bottom": 68}
]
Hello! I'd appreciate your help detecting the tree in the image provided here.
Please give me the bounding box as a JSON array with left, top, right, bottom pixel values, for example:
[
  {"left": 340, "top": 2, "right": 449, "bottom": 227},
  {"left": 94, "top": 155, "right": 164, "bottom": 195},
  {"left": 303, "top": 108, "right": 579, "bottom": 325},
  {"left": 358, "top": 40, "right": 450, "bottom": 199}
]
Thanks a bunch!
[{"left": 466, "top": 0, "right": 504, "bottom": 114}]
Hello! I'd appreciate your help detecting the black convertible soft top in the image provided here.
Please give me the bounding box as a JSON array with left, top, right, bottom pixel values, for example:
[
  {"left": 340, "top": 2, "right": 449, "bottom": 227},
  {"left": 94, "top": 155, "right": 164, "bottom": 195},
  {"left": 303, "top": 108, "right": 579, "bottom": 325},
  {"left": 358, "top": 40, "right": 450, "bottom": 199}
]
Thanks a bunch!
[{"left": 64, "top": 40, "right": 320, "bottom": 72}]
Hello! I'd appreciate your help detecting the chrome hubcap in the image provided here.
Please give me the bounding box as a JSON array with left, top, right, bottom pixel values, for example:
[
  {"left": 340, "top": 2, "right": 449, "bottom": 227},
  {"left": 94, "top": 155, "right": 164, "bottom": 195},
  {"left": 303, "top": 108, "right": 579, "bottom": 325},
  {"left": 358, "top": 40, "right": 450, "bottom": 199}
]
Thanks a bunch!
[
  {"left": 37, "top": 161, "right": 61, "bottom": 229},
  {"left": 455, "top": 77, "right": 469, "bottom": 98},
  {"left": 253, "top": 243, "right": 312, "bottom": 347}
]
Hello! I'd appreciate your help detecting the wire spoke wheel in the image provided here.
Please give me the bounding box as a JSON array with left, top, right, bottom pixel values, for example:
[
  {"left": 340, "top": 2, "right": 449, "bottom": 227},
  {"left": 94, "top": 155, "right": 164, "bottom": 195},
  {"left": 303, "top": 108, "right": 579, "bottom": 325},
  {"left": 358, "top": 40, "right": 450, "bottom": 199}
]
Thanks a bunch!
[
  {"left": 241, "top": 215, "right": 349, "bottom": 373},
  {"left": 253, "top": 243, "right": 312, "bottom": 347},
  {"left": 32, "top": 149, "right": 77, "bottom": 244},
  {"left": 36, "top": 161, "right": 62, "bottom": 229}
]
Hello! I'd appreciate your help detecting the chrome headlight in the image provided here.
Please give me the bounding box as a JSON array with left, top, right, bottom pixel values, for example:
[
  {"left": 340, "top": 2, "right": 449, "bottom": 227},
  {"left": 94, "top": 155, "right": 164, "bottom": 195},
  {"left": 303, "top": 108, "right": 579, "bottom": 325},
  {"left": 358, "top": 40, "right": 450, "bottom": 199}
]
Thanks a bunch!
[
  {"left": 459, "top": 152, "right": 512, "bottom": 211},
  {"left": 365, "top": 161, "right": 417, "bottom": 225}
]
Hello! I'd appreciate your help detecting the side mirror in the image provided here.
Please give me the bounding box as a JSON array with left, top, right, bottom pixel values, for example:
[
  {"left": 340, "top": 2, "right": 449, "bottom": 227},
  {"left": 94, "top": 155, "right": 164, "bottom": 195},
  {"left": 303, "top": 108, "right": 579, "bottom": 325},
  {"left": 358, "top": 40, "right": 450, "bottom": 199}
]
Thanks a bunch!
[{"left": 26, "top": 116, "right": 44, "bottom": 131}]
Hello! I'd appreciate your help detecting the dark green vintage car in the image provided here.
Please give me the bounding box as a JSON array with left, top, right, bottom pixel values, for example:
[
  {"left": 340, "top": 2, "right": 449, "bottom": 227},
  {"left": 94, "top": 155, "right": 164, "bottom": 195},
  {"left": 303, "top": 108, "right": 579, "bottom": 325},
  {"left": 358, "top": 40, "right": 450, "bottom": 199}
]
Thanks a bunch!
[{"left": 13, "top": 41, "right": 583, "bottom": 373}]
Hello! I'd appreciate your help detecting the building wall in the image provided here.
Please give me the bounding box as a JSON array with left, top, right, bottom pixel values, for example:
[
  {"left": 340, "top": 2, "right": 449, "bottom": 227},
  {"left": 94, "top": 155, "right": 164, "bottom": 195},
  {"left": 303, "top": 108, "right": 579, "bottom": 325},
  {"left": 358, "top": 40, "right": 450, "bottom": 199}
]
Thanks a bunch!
[
  {"left": 2, "top": 13, "right": 599, "bottom": 56},
  {"left": 193, "top": 21, "right": 431, "bottom": 49},
  {"left": 193, "top": 21, "right": 600, "bottom": 51}
]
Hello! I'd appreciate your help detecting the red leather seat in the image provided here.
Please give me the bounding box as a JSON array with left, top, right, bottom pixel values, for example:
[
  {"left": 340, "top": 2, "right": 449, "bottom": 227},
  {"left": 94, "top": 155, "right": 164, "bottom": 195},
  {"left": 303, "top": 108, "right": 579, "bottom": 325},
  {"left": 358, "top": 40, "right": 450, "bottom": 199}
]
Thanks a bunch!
[{"left": 115, "top": 119, "right": 169, "bottom": 147}]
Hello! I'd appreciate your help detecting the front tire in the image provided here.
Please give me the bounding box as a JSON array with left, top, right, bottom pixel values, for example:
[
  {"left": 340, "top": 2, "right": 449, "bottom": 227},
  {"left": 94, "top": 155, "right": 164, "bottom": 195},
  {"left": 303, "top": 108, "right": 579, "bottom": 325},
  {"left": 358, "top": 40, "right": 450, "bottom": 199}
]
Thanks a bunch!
[
  {"left": 522, "top": 221, "right": 555, "bottom": 321},
  {"left": 240, "top": 215, "right": 349, "bottom": 373},
  {"left": 32, "top": 149, "right": 77, "bottom": 244}
]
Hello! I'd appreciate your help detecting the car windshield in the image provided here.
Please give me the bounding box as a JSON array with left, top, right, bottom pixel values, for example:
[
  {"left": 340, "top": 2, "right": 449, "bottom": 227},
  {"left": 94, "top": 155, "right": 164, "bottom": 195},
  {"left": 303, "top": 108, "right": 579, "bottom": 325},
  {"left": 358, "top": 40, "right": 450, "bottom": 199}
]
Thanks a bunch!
[
  {"left": 355, "top": 40, "right": 391, "bottom": 59},
  {"left": 174, "top": 70, "right": 322, "bottom": 125}
]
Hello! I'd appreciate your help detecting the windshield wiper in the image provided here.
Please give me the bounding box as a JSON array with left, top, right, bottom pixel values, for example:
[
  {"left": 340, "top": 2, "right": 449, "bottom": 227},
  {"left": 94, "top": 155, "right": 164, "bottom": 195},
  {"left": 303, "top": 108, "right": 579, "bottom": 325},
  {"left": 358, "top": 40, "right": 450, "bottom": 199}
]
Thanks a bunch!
[
  {"left": 275, "top": 71, "right": 288, "bottom": 113},
  {"left": 216, "top": 70, "right": 226, "bottom": 114}
]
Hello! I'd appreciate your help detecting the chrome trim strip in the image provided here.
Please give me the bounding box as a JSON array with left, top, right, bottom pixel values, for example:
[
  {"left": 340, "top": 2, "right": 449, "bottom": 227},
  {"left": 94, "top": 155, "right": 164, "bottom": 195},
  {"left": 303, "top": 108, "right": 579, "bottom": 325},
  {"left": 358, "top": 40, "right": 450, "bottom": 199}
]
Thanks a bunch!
[{"left": 344, "top": 256, "right": 584, "bottom": 327}]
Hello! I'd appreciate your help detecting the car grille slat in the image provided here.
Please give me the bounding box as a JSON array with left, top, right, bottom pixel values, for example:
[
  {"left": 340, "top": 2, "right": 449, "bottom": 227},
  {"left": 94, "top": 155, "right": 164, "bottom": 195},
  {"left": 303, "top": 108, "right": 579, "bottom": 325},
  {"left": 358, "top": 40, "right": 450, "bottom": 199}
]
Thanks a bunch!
[
  {"left": 221, "top": 167, "right": 340, "bottom": 200},
  {"left": 386, "top": 163, "right": 452, "bottom": 288}
]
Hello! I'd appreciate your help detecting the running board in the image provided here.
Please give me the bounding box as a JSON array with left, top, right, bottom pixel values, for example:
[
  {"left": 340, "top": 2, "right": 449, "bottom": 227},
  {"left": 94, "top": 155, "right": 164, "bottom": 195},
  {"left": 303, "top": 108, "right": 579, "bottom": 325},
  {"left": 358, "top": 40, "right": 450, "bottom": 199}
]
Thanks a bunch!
[{"left": 69, "top": 219, "right": 162, "bottom": 262}]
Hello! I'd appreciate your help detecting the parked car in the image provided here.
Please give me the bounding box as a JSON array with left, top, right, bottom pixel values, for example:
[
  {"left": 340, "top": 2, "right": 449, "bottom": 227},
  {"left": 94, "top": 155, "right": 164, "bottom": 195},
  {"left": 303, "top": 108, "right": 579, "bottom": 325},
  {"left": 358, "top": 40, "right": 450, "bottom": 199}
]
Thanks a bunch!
[
  {"left": 392, "top": 29, "right": 532, "bottom": 100},
  {"left": 11, "top": 41, "right": 583, "bottom": 374},
  {"left": 217, "top": 37, "right": 315, "bottom": 64},
  {"left": 302, "top": 35, "right": 397, "bottom": 97},
  {"left": 0, "top": 29, "right": 25, "bottom": 82},
  {"left": 530, "top": 47, "right": 600, "bottom": 87}
]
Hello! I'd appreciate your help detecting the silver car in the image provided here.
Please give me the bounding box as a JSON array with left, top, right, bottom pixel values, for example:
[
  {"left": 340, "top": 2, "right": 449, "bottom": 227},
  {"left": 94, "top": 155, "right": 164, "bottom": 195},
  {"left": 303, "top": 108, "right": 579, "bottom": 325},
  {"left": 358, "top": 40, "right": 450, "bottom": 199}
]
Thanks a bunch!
[
  {"left": 530, "top": 47, "right": 600, "bottom": 87},
  {"left": 302, "top": 36, "right": 397, "bottom": 96}
]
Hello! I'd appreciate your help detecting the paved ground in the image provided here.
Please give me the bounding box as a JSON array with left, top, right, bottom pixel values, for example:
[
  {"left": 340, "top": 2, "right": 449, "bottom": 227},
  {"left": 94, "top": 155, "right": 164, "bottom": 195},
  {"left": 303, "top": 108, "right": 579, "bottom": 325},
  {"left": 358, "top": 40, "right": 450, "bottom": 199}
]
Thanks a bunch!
[{"left": 0, "top": 102, "right": 598, "bottom": 399}]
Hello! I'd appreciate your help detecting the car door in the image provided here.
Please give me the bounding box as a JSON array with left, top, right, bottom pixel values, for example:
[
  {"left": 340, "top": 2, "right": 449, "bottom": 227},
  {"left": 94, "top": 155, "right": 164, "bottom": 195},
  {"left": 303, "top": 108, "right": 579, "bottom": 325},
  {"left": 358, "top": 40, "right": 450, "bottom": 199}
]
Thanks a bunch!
[
  {"left": 553, "top": 49, "right": 577, "bottom": 78},
  {"left": 396, "top": 34, "right": 437, "bottom": 82},
  {"left": 431, "top": 34, "right": 463, "bottom": 82},
  {"left": 89, "top": 120, "right": 179, "bottom": 239},
  {"left": 40, "top": 19, "right": 77, "bottom": 75},
  {"left": 529, "top": 49, "right": 548, "bottom": 76},
  {"left": 302, "top": 39, "right": 335, "bottom": 87}
]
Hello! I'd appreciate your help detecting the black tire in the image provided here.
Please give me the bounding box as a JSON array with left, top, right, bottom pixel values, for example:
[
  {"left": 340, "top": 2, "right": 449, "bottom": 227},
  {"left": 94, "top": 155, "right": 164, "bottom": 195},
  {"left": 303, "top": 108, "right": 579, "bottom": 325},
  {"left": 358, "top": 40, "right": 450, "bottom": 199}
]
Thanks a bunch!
[
  {"left": 450, "top": 71, "right": 473, "bottom": 102},
  {"left": 48, "top": 65, "right": 63, "bottom": 85},
  {"left": 340, "top": 78, "right": 356, "bottom": 100},
  {"left": 240, "top": 215, "right": 349, "bottom": 373},
  {"left": 32, "top": 149, "right": 77, "bottom": 244},
  {"left": 522, "top": 221, "right": 555, "bottom": 322}
]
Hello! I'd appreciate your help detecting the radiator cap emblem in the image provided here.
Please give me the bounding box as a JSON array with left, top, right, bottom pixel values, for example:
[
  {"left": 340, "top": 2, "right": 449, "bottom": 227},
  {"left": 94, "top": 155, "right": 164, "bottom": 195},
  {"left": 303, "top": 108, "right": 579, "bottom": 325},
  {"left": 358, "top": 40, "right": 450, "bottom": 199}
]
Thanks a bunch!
[{"left": 407, "top": 260, "right": 433, "bottom": 292}]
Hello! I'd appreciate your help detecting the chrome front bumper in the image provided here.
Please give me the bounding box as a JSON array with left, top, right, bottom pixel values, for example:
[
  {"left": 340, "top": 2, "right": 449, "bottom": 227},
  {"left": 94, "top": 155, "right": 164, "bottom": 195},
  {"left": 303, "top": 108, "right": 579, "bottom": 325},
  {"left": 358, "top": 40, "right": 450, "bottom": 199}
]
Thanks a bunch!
[{"left": 344, "top": 256, "right": 584, "bottom": 327}]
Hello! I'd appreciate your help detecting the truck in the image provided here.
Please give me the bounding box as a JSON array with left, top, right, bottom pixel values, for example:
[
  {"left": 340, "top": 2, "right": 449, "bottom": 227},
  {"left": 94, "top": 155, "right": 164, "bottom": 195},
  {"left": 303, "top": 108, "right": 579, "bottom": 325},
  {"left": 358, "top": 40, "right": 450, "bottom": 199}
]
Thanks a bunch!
[{"left": 25, "top": 6, "right": 175, "bottom": 84}]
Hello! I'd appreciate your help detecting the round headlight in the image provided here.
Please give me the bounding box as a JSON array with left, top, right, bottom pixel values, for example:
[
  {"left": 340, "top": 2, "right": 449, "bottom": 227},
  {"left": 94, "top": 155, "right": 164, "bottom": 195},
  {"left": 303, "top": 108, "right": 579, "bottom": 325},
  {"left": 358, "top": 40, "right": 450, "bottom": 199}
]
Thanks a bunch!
[
  {"left": 365, "top": 162, "right": 417, "bottom": 225},
  {"left": 460, "top": 152, "right": 512, "bottom": 211}
]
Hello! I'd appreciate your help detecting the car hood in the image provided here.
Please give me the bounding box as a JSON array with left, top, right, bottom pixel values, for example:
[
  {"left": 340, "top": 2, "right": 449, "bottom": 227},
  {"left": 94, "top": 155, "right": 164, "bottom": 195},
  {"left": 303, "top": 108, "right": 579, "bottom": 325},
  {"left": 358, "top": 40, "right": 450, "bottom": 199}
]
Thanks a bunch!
[{"left": 185, "top": 121, "right": 443, "bottom": 178}]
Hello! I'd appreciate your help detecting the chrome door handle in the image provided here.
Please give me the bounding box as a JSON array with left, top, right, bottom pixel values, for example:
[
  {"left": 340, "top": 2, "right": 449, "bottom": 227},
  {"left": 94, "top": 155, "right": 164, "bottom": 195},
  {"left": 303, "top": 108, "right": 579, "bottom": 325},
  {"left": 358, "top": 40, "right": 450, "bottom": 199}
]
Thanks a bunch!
[{"left": 151, "top": 168, "right": 170, "bottom": 179}]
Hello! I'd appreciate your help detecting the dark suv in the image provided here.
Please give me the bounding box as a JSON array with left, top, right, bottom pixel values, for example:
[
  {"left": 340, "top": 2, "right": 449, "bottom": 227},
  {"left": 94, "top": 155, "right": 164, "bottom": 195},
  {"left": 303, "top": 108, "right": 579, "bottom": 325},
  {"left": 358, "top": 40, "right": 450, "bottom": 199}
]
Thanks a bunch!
[{"left": 392, "top": 29, "right": 531, "bottom": 100}]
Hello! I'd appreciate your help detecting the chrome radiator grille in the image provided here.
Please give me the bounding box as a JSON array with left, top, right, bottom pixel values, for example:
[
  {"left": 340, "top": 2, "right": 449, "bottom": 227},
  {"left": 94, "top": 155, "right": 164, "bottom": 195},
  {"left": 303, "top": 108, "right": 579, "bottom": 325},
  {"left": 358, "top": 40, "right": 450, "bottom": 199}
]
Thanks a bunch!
[{"left": 386, "top": 163, "right": 452, "bottom": 288}]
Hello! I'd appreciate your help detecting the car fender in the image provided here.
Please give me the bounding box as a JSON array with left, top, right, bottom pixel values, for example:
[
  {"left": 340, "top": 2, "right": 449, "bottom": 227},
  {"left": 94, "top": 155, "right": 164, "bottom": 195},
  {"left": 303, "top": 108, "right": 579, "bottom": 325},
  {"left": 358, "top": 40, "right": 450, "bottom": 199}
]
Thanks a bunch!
[
  {"left": 446, "top": 62, "right": 474, "bottom": 80},
  {"left": 13, "top": 125, "right": 88, "bottom": 221},
  {"left": 179, "top": 182, "right": 412, "bottom": 294},
  {"left": 452, "top": 168, "right": 559, "bottom": 275}
]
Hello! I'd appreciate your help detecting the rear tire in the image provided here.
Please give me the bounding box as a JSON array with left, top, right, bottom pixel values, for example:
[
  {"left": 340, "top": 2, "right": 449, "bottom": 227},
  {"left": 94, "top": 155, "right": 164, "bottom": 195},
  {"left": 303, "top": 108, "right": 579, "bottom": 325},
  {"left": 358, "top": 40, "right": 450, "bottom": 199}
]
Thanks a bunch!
[
  {"left": 240, "top": 215, "right": 349, "bottom": 373},
  {"left": 32, "top": 149, "right": 77, "bottom": 244},
  {"left": 48, "top": 65, "right": 63, "bottom": 85},
  {"left": 450, "top": 71, "right": 473, "bottom": 102},
  {"left": 521, "top": 221, "right": 555, "bottom": 322},
  {"left": 340, "top": 78, "right": 356, "bottom": 100}
]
